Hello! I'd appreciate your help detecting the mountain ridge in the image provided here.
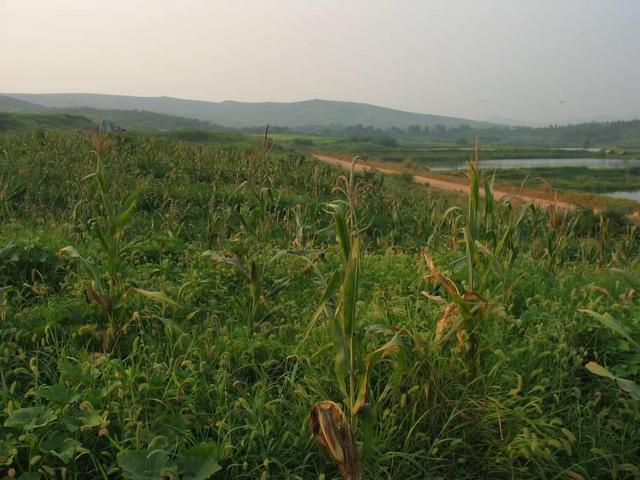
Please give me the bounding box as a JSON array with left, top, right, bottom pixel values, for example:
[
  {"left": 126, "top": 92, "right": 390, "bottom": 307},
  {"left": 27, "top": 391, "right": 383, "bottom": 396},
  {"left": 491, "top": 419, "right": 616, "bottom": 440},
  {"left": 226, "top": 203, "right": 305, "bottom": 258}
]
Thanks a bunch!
[{"left": 2, "top": 93, "right": 493, "bottom": 129}]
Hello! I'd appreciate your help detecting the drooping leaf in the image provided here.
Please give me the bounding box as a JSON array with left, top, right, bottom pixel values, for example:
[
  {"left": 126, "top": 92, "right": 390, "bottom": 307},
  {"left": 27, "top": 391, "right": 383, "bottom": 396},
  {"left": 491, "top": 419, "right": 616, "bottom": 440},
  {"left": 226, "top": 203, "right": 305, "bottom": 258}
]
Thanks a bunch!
[
  {"left": 353, "top": 335, "right": 405, "bottom": 414},
  {"left": 58, "top": 246, "right": 104, "bottom": 292},
  {"left": 129, "top": 287, "right": 177, "bottom": 306},
  {"left": 202, "top": 251, "right": 248, "bottom": 279},
  {"left": 586, "top": 361, "right": 640, "bottom": 400},
  {"left": 4, "top": 406, "right": 57, "bottom": 431},
  {"left": 117, "top": 448, "right": 176, "bottom": 480},
  {"left": 310, "top": 401, "right": 361, "bottom": 480},
  {"left": 580, "top": 310, "right": 640, "bottom": 350},
  {"left": 177, "top": 443, "right": 223, "bottom": 480},
  {"left": 586, "top": 361, "right": 615, "bottom": 379},
  {"left": 85, "top": 288, "right": 112, "bottom": 312},
  {"left": 303, "top": 270, "right": 341, "bottom": 341},
  {"left": 422, "top": 251, "right": 459, "bottom": 298},
  {"left": 39, "top": 432, "right": 82, "bottom": 463},
  {"left": 37, "top": 384, "right": 80, "bottom": 405}
]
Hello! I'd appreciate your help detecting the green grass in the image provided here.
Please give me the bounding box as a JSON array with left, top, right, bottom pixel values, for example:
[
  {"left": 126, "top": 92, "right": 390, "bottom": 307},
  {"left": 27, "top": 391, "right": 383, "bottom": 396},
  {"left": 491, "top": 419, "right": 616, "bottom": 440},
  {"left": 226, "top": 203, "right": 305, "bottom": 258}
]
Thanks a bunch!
[
  {"left": 266, "top": 133, "right": 342, "bottom": 147},
  {"left": 0, "top": 129, "right": 639, "bottom": 479},
  {"left": 479, "top": 166, "right": 640, "bottom": 193}
]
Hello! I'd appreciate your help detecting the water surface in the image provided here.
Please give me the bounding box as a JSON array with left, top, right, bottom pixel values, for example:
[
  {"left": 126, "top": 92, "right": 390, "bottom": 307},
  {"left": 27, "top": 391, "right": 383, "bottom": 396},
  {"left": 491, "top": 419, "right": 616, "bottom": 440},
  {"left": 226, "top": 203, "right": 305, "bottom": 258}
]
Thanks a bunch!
[
  {"left": 432, "top": 157, "right": 640, "bottom": 171},
  {"left": 603, "top": 190, "right": 640, "bottom": 202}
]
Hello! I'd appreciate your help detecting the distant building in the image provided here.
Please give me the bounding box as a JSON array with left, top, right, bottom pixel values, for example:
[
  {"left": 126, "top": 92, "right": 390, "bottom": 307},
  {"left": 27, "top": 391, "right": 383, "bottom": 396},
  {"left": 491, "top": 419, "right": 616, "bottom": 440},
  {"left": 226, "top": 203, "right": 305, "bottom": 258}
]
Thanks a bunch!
[{"left": 101, "top": 119, "right": 125, "bottom": 132}]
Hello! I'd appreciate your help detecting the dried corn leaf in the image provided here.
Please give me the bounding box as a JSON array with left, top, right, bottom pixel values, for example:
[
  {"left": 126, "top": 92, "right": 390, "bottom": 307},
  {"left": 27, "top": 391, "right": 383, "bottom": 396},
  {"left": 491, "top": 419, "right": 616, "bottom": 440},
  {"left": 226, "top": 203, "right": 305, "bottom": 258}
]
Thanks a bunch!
[{"left": 310, "top": 401, "right": 361, "bottom": 480}]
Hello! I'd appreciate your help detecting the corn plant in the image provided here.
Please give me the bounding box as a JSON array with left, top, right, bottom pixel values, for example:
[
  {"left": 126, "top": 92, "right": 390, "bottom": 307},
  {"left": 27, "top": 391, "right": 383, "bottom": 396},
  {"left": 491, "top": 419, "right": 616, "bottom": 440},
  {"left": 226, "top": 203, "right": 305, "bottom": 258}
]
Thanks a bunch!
[
  {"left": 310, "top": 200, "right": 405, "bottom": 480},
  {"left": 59, "top": 131, "right": 175, "bottom": 351},
  {"left": 580, "top": 269, "right": 640, "bottom": 400},
  {"left": 202, "top": 249, "right": 288, "bottom": 332},
  {"left": 581, "top": 308, "right": 640, "bottom": 400},
  {"left": 422, "top": 251, "right": 489, "bottom": 375}
]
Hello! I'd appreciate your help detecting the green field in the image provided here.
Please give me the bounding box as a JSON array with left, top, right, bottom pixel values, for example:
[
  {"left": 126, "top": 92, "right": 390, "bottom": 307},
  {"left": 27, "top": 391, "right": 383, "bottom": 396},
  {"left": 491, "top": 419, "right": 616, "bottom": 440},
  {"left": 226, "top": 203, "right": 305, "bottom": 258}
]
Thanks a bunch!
[
  {"left": 0, "top": 129, "right": 639, "bottom": 479},
  {"left": 281, "top": 133, "right": 640, "bottom": 208}
]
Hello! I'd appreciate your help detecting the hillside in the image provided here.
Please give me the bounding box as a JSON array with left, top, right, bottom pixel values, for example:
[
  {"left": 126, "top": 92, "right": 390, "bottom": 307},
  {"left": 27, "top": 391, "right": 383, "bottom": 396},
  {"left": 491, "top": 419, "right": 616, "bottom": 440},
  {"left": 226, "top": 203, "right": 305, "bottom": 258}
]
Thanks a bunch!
[
  {"left": 62, "top": 107, "right": 219, "bottom": 131},
  {"left": 0, "top": 94, "right": 222, "bottom": 132},
  {"left": 3, "top": 93, "right": 492, "bottom": 129},
  {"left": 0, "top": 94, "right": 47, "bottom": 113},
  {"left": 0, "top": 112, "right": 95, "bottom": 132}
]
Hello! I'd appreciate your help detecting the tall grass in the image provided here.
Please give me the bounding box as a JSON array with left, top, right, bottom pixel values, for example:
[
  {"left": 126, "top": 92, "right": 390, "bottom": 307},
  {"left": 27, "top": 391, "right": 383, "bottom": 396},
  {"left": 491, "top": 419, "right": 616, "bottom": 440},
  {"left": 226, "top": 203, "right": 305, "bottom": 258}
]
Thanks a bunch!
[{"left": 0, "top": 130, "right": 638, "bottom": 479}]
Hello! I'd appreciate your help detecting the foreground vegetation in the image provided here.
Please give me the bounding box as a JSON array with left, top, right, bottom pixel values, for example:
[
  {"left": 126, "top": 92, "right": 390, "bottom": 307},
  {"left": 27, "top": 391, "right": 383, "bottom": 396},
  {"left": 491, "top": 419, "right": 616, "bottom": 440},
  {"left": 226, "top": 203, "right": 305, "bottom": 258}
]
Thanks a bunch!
[{"left": 0, "top": 130, "right": 639, "bottom": 479}]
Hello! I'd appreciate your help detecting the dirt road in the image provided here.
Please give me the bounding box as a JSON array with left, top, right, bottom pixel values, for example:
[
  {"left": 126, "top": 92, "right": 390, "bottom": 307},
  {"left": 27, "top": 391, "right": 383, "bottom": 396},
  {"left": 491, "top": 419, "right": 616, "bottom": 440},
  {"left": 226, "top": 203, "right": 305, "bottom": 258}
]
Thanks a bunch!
[{"left": 313, "top": 154, "right": 575, "bottom": 211}]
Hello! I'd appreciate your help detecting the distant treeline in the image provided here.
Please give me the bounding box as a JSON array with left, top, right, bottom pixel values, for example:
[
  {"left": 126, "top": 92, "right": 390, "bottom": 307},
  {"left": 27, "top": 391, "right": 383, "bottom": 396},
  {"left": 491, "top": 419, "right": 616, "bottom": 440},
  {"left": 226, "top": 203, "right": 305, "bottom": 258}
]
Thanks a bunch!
[
  {"left": 241, "top": 120, "right": 640, "bottom": 148},
  {"left": 3, "top": 109, "right": 640, "bottom": 149}
]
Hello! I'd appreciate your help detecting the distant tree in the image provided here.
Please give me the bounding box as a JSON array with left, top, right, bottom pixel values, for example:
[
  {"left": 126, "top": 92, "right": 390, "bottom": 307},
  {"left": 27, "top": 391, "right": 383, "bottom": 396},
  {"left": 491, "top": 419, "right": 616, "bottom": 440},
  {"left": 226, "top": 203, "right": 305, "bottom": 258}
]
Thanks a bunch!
[{"left": 407, "top": 124, "right": 421, "bottom": 135}]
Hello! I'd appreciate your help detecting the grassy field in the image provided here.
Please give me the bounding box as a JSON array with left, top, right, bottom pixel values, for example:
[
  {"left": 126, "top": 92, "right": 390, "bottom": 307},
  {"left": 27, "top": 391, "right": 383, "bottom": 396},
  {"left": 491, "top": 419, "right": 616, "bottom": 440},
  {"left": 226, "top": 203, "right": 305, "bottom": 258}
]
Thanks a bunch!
[
  {"left": 0, "top": 129, "right": 639, "bottom": 479},
  {"left": 289, "top": 133, "right": 640, "bottom": 211}
]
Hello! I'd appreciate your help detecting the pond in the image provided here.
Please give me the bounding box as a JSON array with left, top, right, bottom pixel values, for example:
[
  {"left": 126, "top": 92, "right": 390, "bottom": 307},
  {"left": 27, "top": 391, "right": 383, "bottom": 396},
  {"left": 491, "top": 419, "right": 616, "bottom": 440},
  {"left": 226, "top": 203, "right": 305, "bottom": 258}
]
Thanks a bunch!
[
  {"left": 603, "top": 190, "right": 640, "bottom": 202},
  {"left": 431, "top": 157, "right": 640, "bottom": 171}
]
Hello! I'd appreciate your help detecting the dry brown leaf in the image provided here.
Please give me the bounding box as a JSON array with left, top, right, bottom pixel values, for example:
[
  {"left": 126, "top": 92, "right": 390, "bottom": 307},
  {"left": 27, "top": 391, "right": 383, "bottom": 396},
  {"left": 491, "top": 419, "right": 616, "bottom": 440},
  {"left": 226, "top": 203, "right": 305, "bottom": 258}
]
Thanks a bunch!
[
  {"left": 310, "top": 401, "right": 361, "bottom": 480},
  {"left": 422, "top": 251, "right": 459, "bottom": 297},
  {"left": 84, "top": 288, "right": 111, "bottom": 312},
  {"left": 436, "top": 303, "right": 459, "bottom": 341}
]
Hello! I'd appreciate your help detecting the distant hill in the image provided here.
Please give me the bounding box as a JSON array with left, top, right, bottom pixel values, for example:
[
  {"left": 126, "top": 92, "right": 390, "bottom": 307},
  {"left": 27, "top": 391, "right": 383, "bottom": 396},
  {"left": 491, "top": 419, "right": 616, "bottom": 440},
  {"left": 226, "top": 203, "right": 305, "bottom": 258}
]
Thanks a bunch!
[
  {"left": 61, "top": 107, "right": 219, "bottom": 131},
  {"left": 0, "top": 95, "right": 47, "bottom": 113},
  {"left": 3, "top": 93, "right": 492, "bottom": 129},
  {"left": 0, "top": 112, "right": 95, "bottom": 132},
  {"left": 0, "top": 94, "right": 222, "bottom": 131}
]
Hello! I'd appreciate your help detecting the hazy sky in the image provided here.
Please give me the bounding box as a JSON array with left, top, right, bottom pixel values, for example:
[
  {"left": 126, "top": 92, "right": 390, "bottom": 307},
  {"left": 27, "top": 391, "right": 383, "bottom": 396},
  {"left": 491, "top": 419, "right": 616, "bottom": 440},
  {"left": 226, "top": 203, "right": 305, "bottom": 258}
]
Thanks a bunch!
[{"left": 2, "top": 0, "right": 639, "bottom": 124}]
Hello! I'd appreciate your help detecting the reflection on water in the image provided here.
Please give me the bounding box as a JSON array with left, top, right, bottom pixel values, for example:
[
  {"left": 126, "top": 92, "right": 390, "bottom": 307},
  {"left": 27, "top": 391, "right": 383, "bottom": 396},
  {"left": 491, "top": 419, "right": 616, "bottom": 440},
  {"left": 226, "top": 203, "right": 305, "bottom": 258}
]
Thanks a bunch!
[
  {"left": 603, "top": 190, "right": 640, "bottom": 202},
  {"left": 432, "top": 158, "right": 640, "bottom": 171}
]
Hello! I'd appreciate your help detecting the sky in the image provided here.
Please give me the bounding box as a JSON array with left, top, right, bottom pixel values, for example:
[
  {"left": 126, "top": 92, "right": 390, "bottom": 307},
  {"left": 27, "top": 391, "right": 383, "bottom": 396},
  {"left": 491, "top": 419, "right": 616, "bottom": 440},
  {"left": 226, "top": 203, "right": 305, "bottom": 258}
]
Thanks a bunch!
[{"left": 1, "top": 0, "right": 639, "bottom": 124}]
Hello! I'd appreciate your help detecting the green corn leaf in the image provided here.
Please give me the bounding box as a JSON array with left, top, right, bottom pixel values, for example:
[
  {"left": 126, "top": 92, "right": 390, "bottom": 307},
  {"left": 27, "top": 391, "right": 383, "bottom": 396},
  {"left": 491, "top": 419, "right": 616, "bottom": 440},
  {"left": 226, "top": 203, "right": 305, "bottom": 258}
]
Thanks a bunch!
[
  {"left": 341, "top": 237, "right": 360, "bottom": 339},
  {"left": 330, "top": 313, "right": 349, "bottom": 399},
  {"left": 58, "top": 246, "right": 105, "bottom": 293},
  {"left": 113, "top": 198, "right": 137, "bottom": 235},
  {"left": 303, "top": 270, "right": 341, "bottom": 342},
  {"left": 326, "top": 200, "right": 350, "bottom": 259},
  {"left": 586, "top": 362, "right": 640, "bottom": 400},
  {"left": 580, "top": 310, "right": 640, "bottom": 351},
  {"left": 353, "top": 335, "right": 405, "bottom": 414}
]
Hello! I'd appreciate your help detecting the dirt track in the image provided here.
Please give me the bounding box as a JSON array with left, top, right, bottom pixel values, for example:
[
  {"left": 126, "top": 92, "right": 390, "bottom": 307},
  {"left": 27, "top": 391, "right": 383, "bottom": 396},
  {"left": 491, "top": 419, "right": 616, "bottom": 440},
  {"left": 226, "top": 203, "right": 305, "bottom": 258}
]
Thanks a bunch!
[{"left": 313, "top": 154, "right": 575, "bottom": 211}]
